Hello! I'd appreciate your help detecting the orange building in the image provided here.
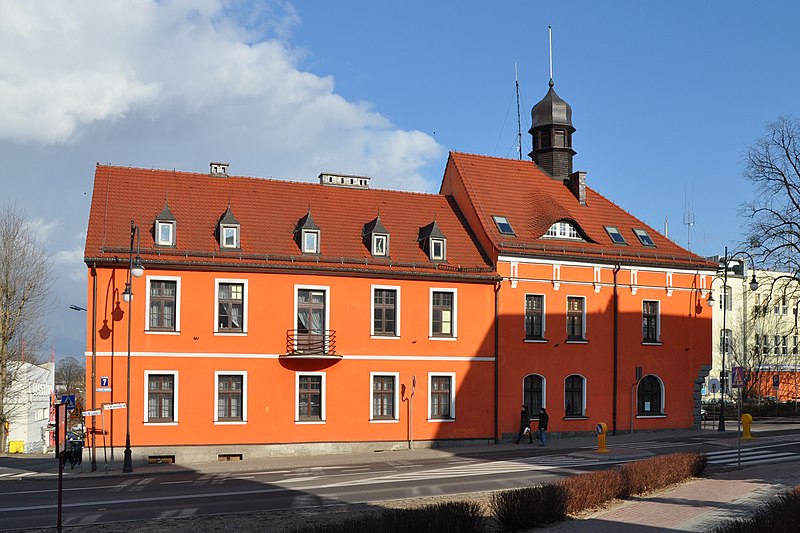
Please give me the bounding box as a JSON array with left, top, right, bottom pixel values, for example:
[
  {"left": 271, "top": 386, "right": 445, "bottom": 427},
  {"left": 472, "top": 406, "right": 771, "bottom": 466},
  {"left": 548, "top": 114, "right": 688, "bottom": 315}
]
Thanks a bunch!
[{"left": 82, "top": 81, "right": 715, "bottom": 464}]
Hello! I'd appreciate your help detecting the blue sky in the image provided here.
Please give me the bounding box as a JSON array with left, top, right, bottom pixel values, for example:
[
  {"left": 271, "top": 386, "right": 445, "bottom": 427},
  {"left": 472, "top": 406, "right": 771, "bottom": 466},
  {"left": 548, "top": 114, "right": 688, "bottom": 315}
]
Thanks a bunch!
[{"left": 2, "top": 1, "right": 798, "bottom": 360}]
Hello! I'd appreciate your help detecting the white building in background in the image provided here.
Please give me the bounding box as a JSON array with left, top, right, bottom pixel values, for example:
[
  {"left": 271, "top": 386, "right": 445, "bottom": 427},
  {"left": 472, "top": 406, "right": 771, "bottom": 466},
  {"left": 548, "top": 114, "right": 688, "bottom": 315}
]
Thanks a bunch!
[
  {"left": 5, "top": 361, "right": 55, "bottom": 453},
  {"left": 707, "top": 257, "right": 800, "bottom": 401}
]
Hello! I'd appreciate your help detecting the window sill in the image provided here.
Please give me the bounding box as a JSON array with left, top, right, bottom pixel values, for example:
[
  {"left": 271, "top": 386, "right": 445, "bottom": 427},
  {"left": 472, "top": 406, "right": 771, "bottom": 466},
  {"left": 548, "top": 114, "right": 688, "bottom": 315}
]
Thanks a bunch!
[
  {"left": 565, "top": 339, "right": 588, "bottom": 344},
  {"left": 295, "top": 420, "right": 326, "bottom": 424},
  {"left": 369, "top": 419, "right": 400, "bottom": 424},
  {"left": 429, "top": 336, "right": 457, "bottom": 341},
  {"left": 214, "top": 331, "right": 247, "bottom": 336},
  {"left": 371, "top": 335, "right": 400, "bottom": 340},
  {"left": 562, "top": 416, "right": 588, "bottom": 421},
  {"left": 427, "top": 418, "right": 455, "bottom": 423},
  {"left": 641, "top": 341, "right": 662, "bottom": 346},
  {"left": 524, "top": 338, "right": 548, "bottom": 343},
  {"left": 146, "top": 330, "right": 181, "bottom": 335},
  {"left": 636, "top": 414, "right": 666, "bottom": 419},
  {"left": 214, "top": 420, "right": 247, "bottom": 425},
  {"left": 144, "top": 422, "right": 178, "bottom": 426}
]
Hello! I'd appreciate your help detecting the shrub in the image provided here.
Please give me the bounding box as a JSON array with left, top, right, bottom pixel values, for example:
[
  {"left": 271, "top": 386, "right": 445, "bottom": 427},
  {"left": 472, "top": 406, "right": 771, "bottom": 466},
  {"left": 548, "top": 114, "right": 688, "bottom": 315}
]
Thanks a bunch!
[
  {"left": 490, "top": 484, "right": 567, "bottom": 531},
  {"left": 559, "top": 468, "right": 625, "bottom": 514},
  {"left": 283, "top": 501, "right": 486, "bottom": 533},
  {"left": 621, "top": 452, "right": 706, "bottom": 496},
  {"left": 714, "top": 486, "right": 800, "bottom": 533}
]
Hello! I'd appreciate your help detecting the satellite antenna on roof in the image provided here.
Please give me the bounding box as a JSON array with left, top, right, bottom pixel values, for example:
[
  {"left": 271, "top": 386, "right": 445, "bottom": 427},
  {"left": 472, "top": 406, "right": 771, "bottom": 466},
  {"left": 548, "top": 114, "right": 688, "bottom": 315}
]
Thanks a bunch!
[
  {"left": 683, "top": 183, "right": 695, "bottom": 251},
  {"left": 515, "top": 63, "right": 522, "bottom": 160}
]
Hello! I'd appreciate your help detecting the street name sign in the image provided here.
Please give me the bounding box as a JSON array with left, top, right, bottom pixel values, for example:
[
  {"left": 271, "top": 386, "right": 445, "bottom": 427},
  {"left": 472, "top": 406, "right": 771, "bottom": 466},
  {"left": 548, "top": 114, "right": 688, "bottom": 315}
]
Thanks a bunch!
[{"left": 103, "top": 403, "right": 127, "bottom": 410}]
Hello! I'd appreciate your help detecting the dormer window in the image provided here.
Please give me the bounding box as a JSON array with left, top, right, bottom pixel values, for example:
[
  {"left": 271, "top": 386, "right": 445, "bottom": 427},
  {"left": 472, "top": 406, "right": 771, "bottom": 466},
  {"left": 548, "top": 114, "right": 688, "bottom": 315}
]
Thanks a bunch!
[
  {"left": 545, "top": 221, "right": 582, "bottom": 240},
  {"left": 295, "top": 210, "right": 321, "bottom": 255},
  {"left": 418, "top": 220, "right": 447, "bottom": 262},
  {"left": 363, "top": 216, "right": 390, "bottom": 257},
  {"left": 604, "top": 226, "right": 627, "bottom": 245},
  {"left": 154, "top": 202, "right": 177, "bottom": 247},
  {"left": 302, "top": 230, "right": 320, "bottom": 254},
  {"left": 156, "top": 221, "right": 175, "bottom": 246},
  {"left": 372, "top": 234, "right": 388, "bottom": 256},
  {"left": 633, "top": 228, "right": 656, "bottom": 247},
  {"left": 218, "top": 206, "right": 240, "bottom": 250},
  {"left": 430, "top": 238, "right": 446, "bottom": 260}
]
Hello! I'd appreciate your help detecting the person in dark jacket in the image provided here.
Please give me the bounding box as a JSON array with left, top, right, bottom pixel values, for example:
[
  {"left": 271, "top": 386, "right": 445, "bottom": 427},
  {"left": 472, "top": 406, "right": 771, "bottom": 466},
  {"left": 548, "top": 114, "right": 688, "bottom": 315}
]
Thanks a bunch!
[
  {"left": 516, "top": 405, "right": 532, "bottom": 444},
  {"left": 537, "top": 408, "right": 549, "bottom": 446}
]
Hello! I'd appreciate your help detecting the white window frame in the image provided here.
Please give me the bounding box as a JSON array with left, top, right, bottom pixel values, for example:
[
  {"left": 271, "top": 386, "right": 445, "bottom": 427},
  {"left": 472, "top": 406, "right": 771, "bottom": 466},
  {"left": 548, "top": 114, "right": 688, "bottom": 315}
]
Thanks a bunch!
[
  {"left": 295, "top": 371, "right": 326, "bottom": 424},
  {"left": 145, "top": 275, "right": 181, "bottom": 334},
  {"left": 155, "top": 221, "right": 175, "bottom": 246},
  {"left": 143, "top": 370, "right": 179, "bottom": 425},
  {"left": 545, "top": 221, "right": 581, "bottom": 240},
  {"left": 372, "top": 233, "right": 388, "bottom": 256},
  {"left": 430, "top": 238, "right": 446, "bottom": 260},
  {"left": 427, "top": 372, "right": 456, "bottom": 422},
  {"left": 429, "top": 287, "right": 458, "bottom": 340},
  {"left": 564, "top": 373, "right": 587, "bottom": 417},
  {"left": 302, "top": 229, "right": 320, "bottom": 253},
  {"left": 642, "top": 299, "right": 661, "bottom": 343},
  {"left": 214, "top": 370, "right": 247, "bottom": 424},
  {"left": 293, "top": 284, "right": 331, "bottom": 351},
  {"left": 214, "top": 278, "right": 248, "bottom": 335},
  {"left": 220, "top": 225, "right": 239, "bottom": 249},
  {"left": 371, "top": 285, "right": 401, "bottom": 338},
  {"left": 369, "top": 371, "right": 400, "bottom": 422},
  {"left": 524, "top": 293, "right": 546, "bottom": 341}
]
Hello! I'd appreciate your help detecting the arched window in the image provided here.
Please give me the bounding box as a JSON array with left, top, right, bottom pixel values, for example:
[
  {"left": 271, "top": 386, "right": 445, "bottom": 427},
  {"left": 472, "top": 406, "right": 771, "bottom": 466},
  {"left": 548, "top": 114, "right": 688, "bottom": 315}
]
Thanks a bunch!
[
  {"left": 523, "top": 374, "right": 544, "bottom": 414},
  {"left": 564, "top": 374, "right": 585, "bottom": 417},
  {"left": 637, "top": 375, "right": 663, "bottom": 415}
]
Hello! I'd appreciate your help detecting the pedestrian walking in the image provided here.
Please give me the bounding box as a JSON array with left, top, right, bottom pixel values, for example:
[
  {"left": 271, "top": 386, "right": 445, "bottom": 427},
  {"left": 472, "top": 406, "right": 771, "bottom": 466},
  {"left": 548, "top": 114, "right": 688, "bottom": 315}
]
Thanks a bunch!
[
  {"left": 537, "top": 407, "right": 549, "bottom": 446},
  {"left": 516, "top": 405, "right": 532, "bottom": 444}
]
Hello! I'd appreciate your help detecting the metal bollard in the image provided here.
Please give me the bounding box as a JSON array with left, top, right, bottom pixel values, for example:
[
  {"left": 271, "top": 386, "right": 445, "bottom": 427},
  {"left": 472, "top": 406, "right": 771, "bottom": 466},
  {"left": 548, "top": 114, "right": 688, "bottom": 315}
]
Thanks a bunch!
[
  {"left": 596, "top": 422, "right": 608, "bottom": 453},
  {"left": 741, "top": 413, "right": 753, "bottom": 440}
]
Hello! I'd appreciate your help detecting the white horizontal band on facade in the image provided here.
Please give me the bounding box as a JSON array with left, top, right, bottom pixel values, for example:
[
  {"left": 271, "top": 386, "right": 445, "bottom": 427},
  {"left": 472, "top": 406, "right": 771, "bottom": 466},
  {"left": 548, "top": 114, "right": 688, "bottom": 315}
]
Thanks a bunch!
[
  {"left": 498, "top": 254, "right": 717, "bottom": 276},
  {"left": 504, "top": 277, "right": 699, "bottom": 294},
  {"left": 88, "top": 351, "right": 495, "bottom": 362}
]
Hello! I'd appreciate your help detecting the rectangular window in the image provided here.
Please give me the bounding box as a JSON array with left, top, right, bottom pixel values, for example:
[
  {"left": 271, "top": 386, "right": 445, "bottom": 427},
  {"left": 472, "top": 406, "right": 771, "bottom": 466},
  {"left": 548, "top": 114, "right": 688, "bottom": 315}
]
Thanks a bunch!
[
  {"left": 642, "top": 300, "right": 660, "bottom": 342},
  {"left": 147, "top": 373, "right": 175, "bottom": 423},
  {"left": 775, "top": 335, "right": 781, "bottom": 356},
  {"left": 492, "top": 215, "right": 515, "bottom": 235},
  {"left": 217, "top": 282, "right": 245, "bottom": 332},
  {"left": 566, "top": 296, "right": 585, "bottom": 341},
  {"left": 430, "top": 238, "right": 445, "bottom": 260},
  {"left": 429, "top": 373, "right": 455, "bottom": 420},
  {"left": 794, "top": 335, "right": 798, "bottom": 355},
  {"left": 782, "top": 335, "right": 788, "bottom": 356},
  {"left": 297, "top": 374, "right": 324, "bottom": 421},
  {"left": 720, "top": 286, "right": 732, "bottom": 311},
  {"left": 302, "top": 230, "right": 319, "bottom": 254},
  {"left": 372, "top": 234, "right": 388, "bottom": 256},
  {"left": 755, "top": 334, "right": 762, "bottom": 355},
  {"left": 763, "top": 335, "right": 770, "bottom": 356},
  {"left": 604, "top": 226, "right": 627, "bottom": 245},
  {"left": 149, "top": 279, "right": 177, "bottom": 331},
  {"left": 525, "top": 294, "right": 545, "bottom": 340},
  {"left": 431, "top": 290, "right": 456, "bottom": 338},
  {"left": 781, "top": 296, "right": 788, "bottom": 315},
  {"left": 633, "top": 228, "right": 656, "bottom": 247},
  {"left": 720, "top": 329, "right": 732, "bottom": 352},
  {"left": 221, "top": 226, "right": 238, "bottom": 248},
  {"left": 371, "top": 374, "right": 396, "bottom": 420},
  {"left": 156, "top": 221, "right": 175, "bottom": 246},
  {"left": 216, "top": 374, "right": 244, "bottom": 422},
  {"left": 296, "top": 287, "right": 328, "bottom": 353},
  {"left": 372, "top": 287, "right": 398, "bottom": 336}
]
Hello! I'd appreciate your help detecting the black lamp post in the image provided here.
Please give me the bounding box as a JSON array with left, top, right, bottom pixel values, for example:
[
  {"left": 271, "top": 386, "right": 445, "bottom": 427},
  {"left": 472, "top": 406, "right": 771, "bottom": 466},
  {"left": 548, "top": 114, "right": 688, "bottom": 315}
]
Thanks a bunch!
[
  {"left": 69, "top": 303, "right": 97, "bottom": 472},
  {"left": 122, "top": 220, "right": 144, "bottom": 473},
  {"left": 706, "top": 246, "right": 758, "bottom": 431}
]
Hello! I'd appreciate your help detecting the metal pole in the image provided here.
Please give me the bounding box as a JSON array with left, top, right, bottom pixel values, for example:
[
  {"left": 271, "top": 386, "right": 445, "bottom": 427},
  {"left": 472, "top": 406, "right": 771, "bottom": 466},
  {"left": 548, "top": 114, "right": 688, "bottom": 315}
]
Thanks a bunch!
[
  {"left": 719, "top": 247, "right": 728, "bottom": 431},
  {"left": 91, "top": 264, "right": 97, "bottom": 471},
  {"left": 122, "top": 221, "right": 135, "bottom": 473}
]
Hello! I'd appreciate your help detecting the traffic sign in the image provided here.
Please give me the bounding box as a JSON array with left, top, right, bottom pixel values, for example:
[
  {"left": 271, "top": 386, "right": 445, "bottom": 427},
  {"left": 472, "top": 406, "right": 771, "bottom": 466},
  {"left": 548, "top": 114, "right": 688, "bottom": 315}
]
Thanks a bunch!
[
  {"left": 103, "top": 402, "right": 127, "bottom": 410},
  {"left": 61, "top": 395, "right": 76, "bottom": 410},
  {"left": 708, "top": 378, "right": 720, "bottom": 394},
  {"left": 773, "top": 374, "right": 780, "bottom": 389},
  {"left": 82, "top": 409, "right": 102, "bottom": 416},
  {"left": 731, "top": 366, "right": 744, "bottom": 389}
]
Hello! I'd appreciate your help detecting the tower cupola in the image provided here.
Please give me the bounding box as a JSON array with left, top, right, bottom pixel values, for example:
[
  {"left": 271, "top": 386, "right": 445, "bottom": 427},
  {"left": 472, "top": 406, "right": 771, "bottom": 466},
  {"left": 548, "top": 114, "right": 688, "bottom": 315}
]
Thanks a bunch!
[{"left": 528, "top": 79, "right": 576, "bottom": 180}]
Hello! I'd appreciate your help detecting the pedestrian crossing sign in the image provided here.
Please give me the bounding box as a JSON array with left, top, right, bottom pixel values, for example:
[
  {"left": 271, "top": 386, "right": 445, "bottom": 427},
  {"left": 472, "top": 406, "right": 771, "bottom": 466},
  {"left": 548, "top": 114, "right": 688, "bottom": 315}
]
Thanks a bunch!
[{"left": 731, "top": 366, "right": 744, "bottom": 389}]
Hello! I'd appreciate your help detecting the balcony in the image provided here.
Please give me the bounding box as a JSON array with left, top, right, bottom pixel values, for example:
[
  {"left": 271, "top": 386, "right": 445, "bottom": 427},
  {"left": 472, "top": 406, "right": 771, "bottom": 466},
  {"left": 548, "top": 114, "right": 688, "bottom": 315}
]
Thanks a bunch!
[{"left": 285, "top": 330, "right": 339, "bottom": 358}]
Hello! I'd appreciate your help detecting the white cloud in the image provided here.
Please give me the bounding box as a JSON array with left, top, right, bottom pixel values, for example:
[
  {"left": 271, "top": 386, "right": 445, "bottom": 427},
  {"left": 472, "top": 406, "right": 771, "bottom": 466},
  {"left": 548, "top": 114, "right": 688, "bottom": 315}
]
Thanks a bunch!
[{"left": 52, "top": 247, "right": 86, "bottom": 283}]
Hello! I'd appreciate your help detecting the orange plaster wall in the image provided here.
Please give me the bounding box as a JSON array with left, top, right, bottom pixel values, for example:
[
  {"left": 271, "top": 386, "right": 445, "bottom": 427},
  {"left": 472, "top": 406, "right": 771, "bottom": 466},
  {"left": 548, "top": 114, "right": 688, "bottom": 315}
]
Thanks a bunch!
[{"left": 85, "top": 266, "right": 497, "bottom": 447}]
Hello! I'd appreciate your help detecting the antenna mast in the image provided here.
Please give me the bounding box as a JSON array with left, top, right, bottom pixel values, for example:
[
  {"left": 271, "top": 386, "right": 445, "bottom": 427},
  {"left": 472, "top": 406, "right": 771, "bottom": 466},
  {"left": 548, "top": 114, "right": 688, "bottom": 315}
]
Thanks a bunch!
[
  {"left": 515, "top": 63, "right": 522, "bottom": 160},
  {"left": 683, "top": 184, "right": 695, "bottom": 251}
]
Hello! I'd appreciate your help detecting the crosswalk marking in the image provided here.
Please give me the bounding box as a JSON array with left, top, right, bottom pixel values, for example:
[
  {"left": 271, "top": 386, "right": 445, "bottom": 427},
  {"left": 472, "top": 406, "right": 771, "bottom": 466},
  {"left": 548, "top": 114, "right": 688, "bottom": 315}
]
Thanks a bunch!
[{"left": 705, "top": 447, "right": 799, "bottom": 466}]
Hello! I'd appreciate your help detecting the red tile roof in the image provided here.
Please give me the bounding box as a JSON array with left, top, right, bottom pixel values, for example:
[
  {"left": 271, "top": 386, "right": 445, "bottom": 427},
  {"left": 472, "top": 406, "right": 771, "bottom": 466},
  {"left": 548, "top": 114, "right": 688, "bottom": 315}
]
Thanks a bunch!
[
  {"left": 444, "top": 152, "right": 716, "bottom": 270},
  {"left": 85, "top": 165, "right": 496, "bottom": 279}
]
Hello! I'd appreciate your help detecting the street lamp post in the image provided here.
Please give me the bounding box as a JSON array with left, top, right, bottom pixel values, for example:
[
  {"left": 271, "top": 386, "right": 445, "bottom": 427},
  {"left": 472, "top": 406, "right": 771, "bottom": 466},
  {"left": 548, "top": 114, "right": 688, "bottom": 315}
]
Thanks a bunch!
[
  {"left": 68, "top": 301, "right": 97, "bottom": 472},
  {"left": 706, "top": 246, "right": 758, "bottom": 432},
  {"left": 122, "top": 220, "right": 144, "bottom": 473}
]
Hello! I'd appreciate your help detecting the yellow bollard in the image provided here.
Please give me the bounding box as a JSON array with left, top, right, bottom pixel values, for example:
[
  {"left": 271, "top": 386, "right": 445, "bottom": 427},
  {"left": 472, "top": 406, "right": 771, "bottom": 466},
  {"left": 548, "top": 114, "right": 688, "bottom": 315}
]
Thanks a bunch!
[
  {"left": 741, "top": 413, "right": 753, "bottom": 440},
  {"left": 596, "top": 422, "right": 608, "bottom": 453}
]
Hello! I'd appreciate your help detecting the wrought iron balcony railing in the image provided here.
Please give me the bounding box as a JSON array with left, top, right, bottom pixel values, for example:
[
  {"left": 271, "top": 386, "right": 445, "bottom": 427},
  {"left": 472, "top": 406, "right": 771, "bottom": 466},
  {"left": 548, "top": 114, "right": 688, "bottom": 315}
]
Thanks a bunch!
[{"left": 285, "top": 330, "right": 337, "bottom": 357}]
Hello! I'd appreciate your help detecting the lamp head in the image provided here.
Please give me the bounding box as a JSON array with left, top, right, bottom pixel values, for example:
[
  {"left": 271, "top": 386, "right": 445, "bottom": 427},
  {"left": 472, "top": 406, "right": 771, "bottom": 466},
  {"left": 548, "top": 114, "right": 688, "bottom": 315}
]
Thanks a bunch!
[
  {"left": 749, "top": 274, "right": 759, "bottom": 291},
  {"left": 706, "top": 292, "right": 715, "bottom": 307},
  {"left": 131, "top": 256, "right": 145, "bottom": 278},
  {"left": 122, "top": 283, "right": 132, "bottom": 303}
]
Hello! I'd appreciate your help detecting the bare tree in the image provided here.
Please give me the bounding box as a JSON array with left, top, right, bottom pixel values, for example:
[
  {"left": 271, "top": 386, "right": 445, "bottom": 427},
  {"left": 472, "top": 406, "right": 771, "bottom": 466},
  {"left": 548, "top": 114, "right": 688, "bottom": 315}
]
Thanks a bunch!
[
  {"left": 742, "top": 116, "right": 800, "bottom": 278},
  {"left": 55, "top": 356, "right": 85, "bottom": 396},
  {"left": 0, "top": 204, "right": 54, "bottom": 453}
]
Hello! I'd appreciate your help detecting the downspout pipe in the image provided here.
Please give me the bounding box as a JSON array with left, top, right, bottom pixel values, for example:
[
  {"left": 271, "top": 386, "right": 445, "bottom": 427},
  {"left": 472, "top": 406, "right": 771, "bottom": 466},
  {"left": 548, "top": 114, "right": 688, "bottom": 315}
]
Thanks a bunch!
[
  {"left": 494, "top": 281, "right": 500, "bottom": 444},
  {"left": 612, "top": 264, "right": 621, "bottom": 436}
]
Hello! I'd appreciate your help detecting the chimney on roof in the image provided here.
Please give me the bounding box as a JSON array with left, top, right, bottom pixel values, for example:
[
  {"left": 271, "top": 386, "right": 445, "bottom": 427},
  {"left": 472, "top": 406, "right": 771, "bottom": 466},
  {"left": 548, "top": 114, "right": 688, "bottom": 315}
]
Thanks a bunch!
[
  {"left": 319, "top": 173, "right": 371, "bottom": 189},
  {"left": 210, "top": 162, "right": 229, "bottom": 177},
  {"left": 567, "top": 171, "right": 587, "bottom": 205}
]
